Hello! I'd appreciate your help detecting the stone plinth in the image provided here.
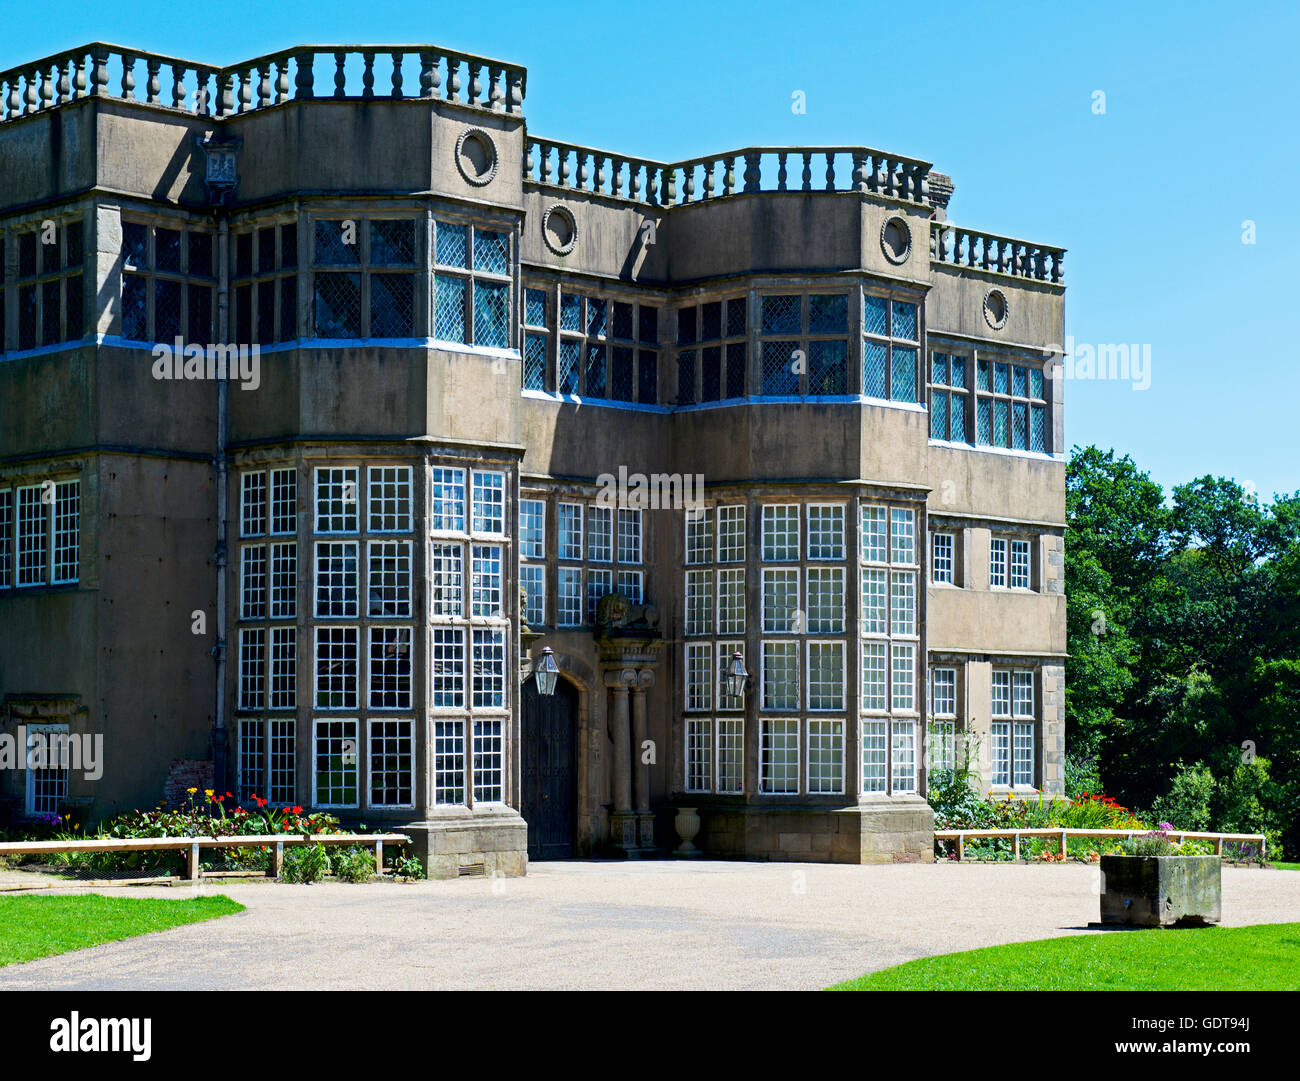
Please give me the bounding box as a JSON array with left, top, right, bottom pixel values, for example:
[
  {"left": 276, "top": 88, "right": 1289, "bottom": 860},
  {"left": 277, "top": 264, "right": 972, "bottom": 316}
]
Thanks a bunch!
[
  {"left": 689, "top": 798, "right": 935, "bottom": 864},
  {"left": 401, "top": 808, "right": 529, "bottom": 880},
  {"left": 1100, "top": 854, "right": 1222, "bottom": 927}
]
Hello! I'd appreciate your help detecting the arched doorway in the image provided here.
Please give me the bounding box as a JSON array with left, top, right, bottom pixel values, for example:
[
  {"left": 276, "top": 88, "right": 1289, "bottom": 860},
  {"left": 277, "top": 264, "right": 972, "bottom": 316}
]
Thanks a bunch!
[{"left": 521, "top": 674, "right": 578, "bottom": 859}]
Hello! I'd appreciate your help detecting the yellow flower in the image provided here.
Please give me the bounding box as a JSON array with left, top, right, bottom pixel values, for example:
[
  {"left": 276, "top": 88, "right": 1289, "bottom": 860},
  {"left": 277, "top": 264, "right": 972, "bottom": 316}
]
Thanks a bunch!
[
  {"left": 204, "top": 789, "right": 214, "bottom": 797},
  {"left": 187, "top": 787, "right": 198, "bottom": 794}
]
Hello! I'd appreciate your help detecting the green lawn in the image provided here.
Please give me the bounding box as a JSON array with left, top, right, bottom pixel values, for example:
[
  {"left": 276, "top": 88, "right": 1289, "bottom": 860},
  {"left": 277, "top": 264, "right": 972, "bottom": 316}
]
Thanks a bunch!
[
  {"left": 830, "top": 923, "right": 1300, "bottom": 990},
  {"left": 1271, "top": 862, "right": 1300, "bottom": 871},
  {"left": 0, "top": 894, "right": 244, "bottom": 967}
]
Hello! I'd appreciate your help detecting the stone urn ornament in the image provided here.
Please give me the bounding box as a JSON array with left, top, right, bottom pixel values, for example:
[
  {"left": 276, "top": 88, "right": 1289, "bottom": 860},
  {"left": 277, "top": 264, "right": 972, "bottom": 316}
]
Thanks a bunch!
[{"left": 673, "top": 807, "right": 701, "bottom": 858}]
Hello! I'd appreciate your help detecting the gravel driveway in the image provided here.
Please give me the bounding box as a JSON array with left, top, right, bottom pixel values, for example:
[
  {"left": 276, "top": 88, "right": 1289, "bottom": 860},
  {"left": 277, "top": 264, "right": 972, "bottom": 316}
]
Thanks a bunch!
[{"left": 2, "top": 861, "right": 1297, "bottom": 990}]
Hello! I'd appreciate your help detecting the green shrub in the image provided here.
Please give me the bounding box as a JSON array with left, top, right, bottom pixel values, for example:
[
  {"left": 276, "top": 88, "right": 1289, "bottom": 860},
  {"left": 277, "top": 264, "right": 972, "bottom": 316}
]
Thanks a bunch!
[
  {"left": 330, "top": 846, "right": 375, "bottom": 883},
  {"left": 390, "top": 854, "right": 426, "bottom": 881},
  {"left": 282, "top": 843, "right": 330, "bottom": 884},
  {"left": 1148, "top": 763, "right": 1215, "bottom": 832}
]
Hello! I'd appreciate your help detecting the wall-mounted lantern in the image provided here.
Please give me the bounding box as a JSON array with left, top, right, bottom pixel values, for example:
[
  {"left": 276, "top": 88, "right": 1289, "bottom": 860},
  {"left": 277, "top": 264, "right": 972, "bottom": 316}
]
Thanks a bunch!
[
  {"left": 724, "top": 651, "right": 749, "bottom": 699},
  {"left": 534, "top": 646, "right": 559, "bottom": 697}
]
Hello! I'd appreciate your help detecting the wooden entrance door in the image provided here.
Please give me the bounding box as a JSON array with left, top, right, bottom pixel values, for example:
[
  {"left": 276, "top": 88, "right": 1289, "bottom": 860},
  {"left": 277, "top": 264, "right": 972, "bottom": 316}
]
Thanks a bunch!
[{"left": 521, "top": 675, "right": 578, "bottom": 859}]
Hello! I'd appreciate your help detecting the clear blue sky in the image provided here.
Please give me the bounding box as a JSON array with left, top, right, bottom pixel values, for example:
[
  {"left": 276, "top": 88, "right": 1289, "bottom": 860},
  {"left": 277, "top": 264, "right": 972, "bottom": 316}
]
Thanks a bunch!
[{"left": 7, "top": 0, "right": 1297, "bottom": 502}]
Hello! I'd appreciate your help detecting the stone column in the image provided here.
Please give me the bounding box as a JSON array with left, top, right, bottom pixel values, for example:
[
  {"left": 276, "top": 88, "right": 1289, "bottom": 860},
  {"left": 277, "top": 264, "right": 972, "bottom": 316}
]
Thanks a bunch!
[
  {"left": 630, "top": 670, "right": 657, "bottom": 851},
  {"left": 605, "top": 669, "right": 639, "bottom": 856},
  {"left": 606, "top": 668, "right": 635, "bottom": 812},
  {"left": 630, "top": 670, "right": 653, "bottom": 812}
]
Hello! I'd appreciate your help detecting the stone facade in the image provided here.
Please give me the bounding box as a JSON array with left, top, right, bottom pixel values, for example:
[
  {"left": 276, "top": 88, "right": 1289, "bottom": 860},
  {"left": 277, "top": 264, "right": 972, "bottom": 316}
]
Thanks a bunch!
[{"left": 0, "top": 42, "right": 1067, "bottom": 872}]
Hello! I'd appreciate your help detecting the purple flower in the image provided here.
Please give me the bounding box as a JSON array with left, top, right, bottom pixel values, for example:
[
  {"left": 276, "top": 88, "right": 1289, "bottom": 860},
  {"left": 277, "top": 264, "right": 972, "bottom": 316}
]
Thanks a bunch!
[{"left": 1158, "top": 822, "right": 1174, "bottom": 831}]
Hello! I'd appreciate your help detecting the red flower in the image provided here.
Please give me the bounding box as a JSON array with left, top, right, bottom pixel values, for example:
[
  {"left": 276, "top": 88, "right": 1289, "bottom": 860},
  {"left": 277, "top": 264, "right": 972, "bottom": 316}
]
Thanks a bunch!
[{"left": 292, "top": 806, "right": 304, "bottom": 814}]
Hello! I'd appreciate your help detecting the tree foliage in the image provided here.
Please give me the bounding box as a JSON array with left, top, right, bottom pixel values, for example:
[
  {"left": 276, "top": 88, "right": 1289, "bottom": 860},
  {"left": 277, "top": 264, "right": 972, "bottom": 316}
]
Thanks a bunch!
[{"left": 1066, "top": 446, "right": 1300, "bottom": 856}]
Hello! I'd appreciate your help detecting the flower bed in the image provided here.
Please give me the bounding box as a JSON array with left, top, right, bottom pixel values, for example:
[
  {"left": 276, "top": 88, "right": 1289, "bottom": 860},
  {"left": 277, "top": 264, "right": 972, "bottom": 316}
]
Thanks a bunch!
[{"left": 2, "top": 790, "right": 404, "bottom": 878}]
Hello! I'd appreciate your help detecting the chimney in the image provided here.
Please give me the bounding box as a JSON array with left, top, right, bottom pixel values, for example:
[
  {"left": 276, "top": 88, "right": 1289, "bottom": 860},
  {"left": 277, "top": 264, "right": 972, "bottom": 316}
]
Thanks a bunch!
[{"left": 928, "top": 172, "right": 955, "bottom": 221}]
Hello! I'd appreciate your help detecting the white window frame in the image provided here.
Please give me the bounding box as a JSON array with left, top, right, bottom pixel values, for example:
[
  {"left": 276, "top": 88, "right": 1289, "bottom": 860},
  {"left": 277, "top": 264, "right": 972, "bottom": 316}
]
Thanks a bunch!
[
  {"left": 24, "top": 723, "right": 70, "bottom": 816},
  {"left": 758, "top": 717, "right": 800, "bottom": 795},
  {"left": 366, "top": 465, "right": 412, "bottom": 534},
  {"left": 716, "top": 504, "right": 745, "bottom": 563},
  {"left": 314, "top": 466, "right": 359, "bottom": 534},
  {"left": 805, "top": 502, "right": 846, "bottom": 561},
  {"left": 931, "top": 531, "right": 954, "bottom": 585},
  {"left": 761, "top": 504, "right": 800, "bottom": 562},
  {"left": 367, "top": 717, "right": 416, "bottom": 809},
  {"left": 312, "top": 717, "right": 360, "bottom": 809},
  {"left": 805, "top": 566, "right": 844, "bottom": 633},
  {"left": 805, "top": 640, "right": 845, "bottom": 712}
]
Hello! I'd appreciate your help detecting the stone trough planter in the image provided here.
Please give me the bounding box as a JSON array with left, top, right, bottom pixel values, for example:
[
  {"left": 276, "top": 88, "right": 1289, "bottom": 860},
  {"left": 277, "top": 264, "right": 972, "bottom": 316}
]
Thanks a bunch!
[{"left": 1099, "top": 854, "right": 1221, "bottom": 928}]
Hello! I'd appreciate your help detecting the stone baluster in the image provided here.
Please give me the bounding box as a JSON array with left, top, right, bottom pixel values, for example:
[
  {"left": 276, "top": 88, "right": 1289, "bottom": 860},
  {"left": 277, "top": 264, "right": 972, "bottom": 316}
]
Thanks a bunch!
[
  {"left": 742, "top": 150, "right": 761, "bottom": 192},
  {"left": 1012, "top": 242, "right": 1025, "bottom": 277},
  {"left": 446, "top": 56, "right": 461, "bottom": 102},
  {"left": 218, "top": 71, "right": 235, "bottom": 117},
  {"left": 361, "top": 51, "right": 375, "bottom": 98},
  {"left": 646, "top": 165, "right": 659, "bottom": 205},
  {"left": 558, "top": 147, "right": 570, "bottom": 187},
  {"left": 683, "top": 164, "right": 695, "bottom": 202},
  {"left": 507, "top": 69, "right": 523, "bottom": 113},
  {"left": 824, "top": 150, "right": 835, "bottom": 190},
  {"left": 90, "top": 47, "right": 110, "bottom": 97},
  {"left": 40, "top": 66, "right": 55, "bottom": 111},
  {"left": 73, "top": 56, "right": 87, "bottom": 100},
  {"left": 194, "top": 67, "right": 211, "bottom": 114},
  {"left": 629, "top": 161, "right": 642, "bottom": 201},
  {"left": 3, "top": 77, "right": 15, "bottom": 120},
  {"left": 294, "top": 50, "right": 315, "bottom": 99},
  {"left": 663, "top": 165, "right": 676, "bottom": 206},
  {"left": 489, "top": 65, "right": 503, "bottom": 110},
  {"left": 1051, "top": 250, "right": 1064, "bottom": 284},
  {"left": 801, "top": 151, "right": 813, "bottom": 191},
  {"left": 257, "top": 64, "right": 272, "bottom": 109},
  {"left": 997, "top": 239, "right": 1010, "bottom": 274},
  {"left": 776, "top": 151, "right": 788, "bottom": 191},
  {"left": 145, "top": 58, "right": 160, "bottom": 104},
  {"left": 595, "top": 154, "right": 608, "bottom": 194},
  {"left": 170, "top": 64, "right": 185, "bottom": 109},
  {"left": 702, "top": 158, "right": 714, "bottom": 199},
  {"left": 929, "top": 225, "right": 939, "bottom": 260},
  {"left": 275, "top": 56, "right": 290, "bottom": 104},
  {"left": 539, "top": 142, "right": 552, "bottom": 185},
  {"left": 631, "top": 671, "right": 654, "bottom": 814},
  {"left": 467, "top": 62, "right": 481, "bottom": 106},
  {"left": 576, "top": 151, "right": 589, "bottom": 191},
  {"left": 56, "top": 61, "right": 71, "bottom": 105},
  {"left": 524, "top": 140, "right": 535, "bottom": 182},
  {"left": 120, "top": 53, "right": 136, "bottom": 100},
  {"left": 390, "top": 51, "right": 404, "bottom": 98},
  {"left": 237, "top": 68, "right": 252, "bottom": 113},
  {"left": 723, "top": 155, "right": 736, "bottom": 196},
  {"left": 418, "top": 51, "right": 437, "bottom": 98},
  {"left": 333, "top": 51, "right": 347, "bottom": 98},
  {"left": 852, "top": 151, "right": 869, "bottom": 193},
  {"left": 24, "top": 69, "right": 38, "bottom": 114}
]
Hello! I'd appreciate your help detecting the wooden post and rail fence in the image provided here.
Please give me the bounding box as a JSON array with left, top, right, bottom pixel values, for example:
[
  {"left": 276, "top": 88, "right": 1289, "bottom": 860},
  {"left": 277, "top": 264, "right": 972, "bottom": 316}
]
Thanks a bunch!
[
  {"left": 933, "top": 828, "right": 1266, "bottom": 862},
  {"left": 0, "top": 833, "right": 410, "bottom": 882}
]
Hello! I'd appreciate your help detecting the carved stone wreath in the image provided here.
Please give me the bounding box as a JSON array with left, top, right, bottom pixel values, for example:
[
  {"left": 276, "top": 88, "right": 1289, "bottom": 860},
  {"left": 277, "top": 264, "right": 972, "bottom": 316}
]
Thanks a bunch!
[
  {"left": 542, "top": 203, "right": 578, "bottom": 256},
  {"left": 983, "top": 287, "right": 1009, "bottom": 330},
  {"left": 455, "top": 127, "right": 499, "bottom": 187},
  {"left": 880, "top": 215, "right": 912, "bottom": 264}
]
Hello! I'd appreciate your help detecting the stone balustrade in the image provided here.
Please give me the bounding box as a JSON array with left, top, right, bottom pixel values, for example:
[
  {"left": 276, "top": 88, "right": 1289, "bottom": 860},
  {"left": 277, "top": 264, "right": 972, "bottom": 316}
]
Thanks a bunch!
[
  {"left": 0, "top": 42, "right": 527, "bottom": 122},
  {"left": 524, "top": 141, "right": 934, "bottom": 206},
  {"left": 930, "top": 221, "right": 1065, "bottom": 284}
]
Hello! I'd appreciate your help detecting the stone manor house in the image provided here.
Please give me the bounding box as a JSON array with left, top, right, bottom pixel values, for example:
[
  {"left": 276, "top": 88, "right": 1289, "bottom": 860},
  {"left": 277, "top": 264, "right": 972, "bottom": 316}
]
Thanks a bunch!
[{"left": 0, "top": 41, "right": 1066, "bottom": 875}]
